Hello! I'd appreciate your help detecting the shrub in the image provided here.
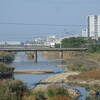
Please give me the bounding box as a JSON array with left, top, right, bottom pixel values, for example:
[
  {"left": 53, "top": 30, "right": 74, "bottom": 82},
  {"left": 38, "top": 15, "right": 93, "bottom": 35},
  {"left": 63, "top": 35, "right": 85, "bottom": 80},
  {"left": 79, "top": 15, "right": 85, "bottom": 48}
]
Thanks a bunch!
[
  {"left": 0, "top": 80, "right": 27, "bottom": 100},
  {"left": 68, "top": 63, "right": 88, "bottom": 72},
  {"left": 55, "top": 43, "right": 60, "bottom": 48},
  {"left": 0, "top": 63, "right": 8, "bottom": 72},
  {"left": 48, "top": 95, "right": 72, "bottom": 100},
  {"left": 22, "top": 96, "right": 35, "bottom": 100},
  {"left": 61, "top": 37, "right": 87, "bottom": 48},
  {"left": 0, "top": 63, "right": 14, "bottom": 73},
  {"left": 86, "top": 96, "right": 100, "bottom": 100},
  {"left": 33, "top": 91, "right": 46, "bottom": 100},
  {"left": 88, "top": 45, "right": 100, "bottom": 53},
  {"left": 68, "top": 68, "right": 100, "bottom": 80},
  {"left": 0, "top": 52, "right": 15, "bottom": 62},
  {"left": 47, "top": 85, "right": 72, "bottom": 100},
  {"left": 47, "top": 85, "right": 69, "bottom": 97}
]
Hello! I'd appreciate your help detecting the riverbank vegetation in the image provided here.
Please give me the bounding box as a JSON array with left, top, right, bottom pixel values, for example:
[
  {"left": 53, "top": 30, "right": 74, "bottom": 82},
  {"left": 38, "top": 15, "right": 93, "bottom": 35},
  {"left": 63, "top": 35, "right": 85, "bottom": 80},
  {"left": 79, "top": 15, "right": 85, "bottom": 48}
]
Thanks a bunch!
[
  {"left": 0, "top": 79, "right": 27, "bottom": 100},
  {"left": 68, "top": 68, "right": 100, "bottom": 80},
  {"left": 0, "top": 52, "right": 75, "bottom": 100},
  {"left": 23, "top": 85, "right": 73, "bottom": 100},
  {"left": 55, "top": 37, "right": 100, "bottom": 53},
  {"left": 47, "top": 85, "right": 72, "bottom": 100},
  {"left": 42, "top": 37, "right": 100, "bottom": 98},
  {"left": 66, "top": 62, "right": 96, "bottom": 72},
  {"left": 0, "top": 80, "right": 74, "bottom": 100},
  {"left": 0, "top": 63, "right": 12, "bottom": 73},
  {"left": 61, "top": 37, "right": 87, "bottom": 48},
  {"left": 0, "top": 37, "right": 100, "bottom": 99},
  {"left": 0, "top": 63, "right": 14, "bottom": 78},
  {"left": 26, "top": 52, "right": 34, "bottom": 59},
  {"left": 0, "top": 51, "right": 15, "bottom": 62}
]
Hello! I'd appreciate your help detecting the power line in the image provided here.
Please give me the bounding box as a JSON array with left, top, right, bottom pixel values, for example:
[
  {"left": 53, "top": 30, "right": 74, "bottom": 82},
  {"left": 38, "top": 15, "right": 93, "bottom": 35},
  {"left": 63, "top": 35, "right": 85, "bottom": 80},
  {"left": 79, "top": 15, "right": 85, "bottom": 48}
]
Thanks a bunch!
[{"left": 0, "top": 22, "right": 86, "bottom": 27}]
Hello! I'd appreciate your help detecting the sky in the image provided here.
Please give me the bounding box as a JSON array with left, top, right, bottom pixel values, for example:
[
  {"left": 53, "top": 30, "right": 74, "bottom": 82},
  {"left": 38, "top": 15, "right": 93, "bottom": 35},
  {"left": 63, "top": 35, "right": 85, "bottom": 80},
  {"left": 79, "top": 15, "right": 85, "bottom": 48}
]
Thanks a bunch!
[{"left": 0, "top": 0, "right": 100, "bottom": 41}]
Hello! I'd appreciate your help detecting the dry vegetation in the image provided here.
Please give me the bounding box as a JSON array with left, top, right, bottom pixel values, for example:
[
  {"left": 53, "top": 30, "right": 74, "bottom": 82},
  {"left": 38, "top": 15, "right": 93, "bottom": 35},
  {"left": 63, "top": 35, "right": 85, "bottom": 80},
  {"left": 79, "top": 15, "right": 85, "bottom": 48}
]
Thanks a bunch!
[
  {"left": 64, "top": 52, "right": 100, "bottom": 65},
  {"left": 47, "top": 85, "right": 72, "bottom": 100},
  {"left": 41, "top": 51, "right": 100, "bottom": 65},
  {"left": 0, "top": 51, "right": 15, "bottom": 62},
  {"left": 22, "top": 96, "right": 35, "bottom": 100},
  {"left": 68, "top": 68, "right": 100, "bottom": 80},
  {"left": 26, "top": 52, "right": 34, "bottom": 59},
  {"left": 48, "top": 95, "right": 72, "bottom": 100},
  {"left": 40, "top": 52, "right": 61, "bottom": 59},
  {"left": 66, "top": 52, "right": 100, "bottom": 80},
  {"left": 22, "top": 85, "right": 73, "bottom": 100},
  {"left": 86, "top": 53, "right": 100, "bottom": 64}
]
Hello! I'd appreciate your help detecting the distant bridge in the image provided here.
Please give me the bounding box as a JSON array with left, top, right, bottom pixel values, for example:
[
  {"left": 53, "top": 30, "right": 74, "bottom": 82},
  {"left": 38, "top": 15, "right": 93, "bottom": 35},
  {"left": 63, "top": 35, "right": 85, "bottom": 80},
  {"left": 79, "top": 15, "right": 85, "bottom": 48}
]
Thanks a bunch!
[
  {"left": 0, "top": 47, "right": 88, "bottom": 62},
  {"left": 0, "top": 47, "right": 87, "bottom": 52}
]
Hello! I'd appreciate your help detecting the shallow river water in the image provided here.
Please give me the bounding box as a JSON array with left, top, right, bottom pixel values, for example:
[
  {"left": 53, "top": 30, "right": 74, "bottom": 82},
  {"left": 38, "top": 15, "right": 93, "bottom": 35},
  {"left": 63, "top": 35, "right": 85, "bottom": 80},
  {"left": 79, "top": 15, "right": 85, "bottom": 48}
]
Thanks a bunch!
[
  {"left": 11, "top": 52, "right": 63, "bottom": 88},
  {"left": 10, "top": 52, "right": 89, "bottom": 100}
]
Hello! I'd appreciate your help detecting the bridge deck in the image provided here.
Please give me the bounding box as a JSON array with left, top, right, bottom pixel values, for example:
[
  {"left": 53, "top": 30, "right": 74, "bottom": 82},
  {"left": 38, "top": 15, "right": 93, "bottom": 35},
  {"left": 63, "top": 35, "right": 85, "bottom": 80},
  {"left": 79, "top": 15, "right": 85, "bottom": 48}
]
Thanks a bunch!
[{"left": 0, "top": 47, "right": 87, "bottom": 52}]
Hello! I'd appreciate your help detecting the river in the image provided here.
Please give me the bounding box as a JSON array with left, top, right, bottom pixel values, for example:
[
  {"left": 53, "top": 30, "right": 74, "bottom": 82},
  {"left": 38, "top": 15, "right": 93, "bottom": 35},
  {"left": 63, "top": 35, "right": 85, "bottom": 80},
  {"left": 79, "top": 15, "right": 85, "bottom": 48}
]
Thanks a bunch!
[
  {"left": 11, "top": 52, "right": 63, "bottom": 88},
  {"left": 10, "top": 52, "right": 89, "bottom": 100}
]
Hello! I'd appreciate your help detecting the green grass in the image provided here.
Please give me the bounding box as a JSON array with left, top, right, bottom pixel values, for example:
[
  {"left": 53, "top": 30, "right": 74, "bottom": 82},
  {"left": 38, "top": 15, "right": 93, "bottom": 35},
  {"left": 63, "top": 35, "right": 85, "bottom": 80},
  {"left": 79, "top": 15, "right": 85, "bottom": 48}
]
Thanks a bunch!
[{"left": 67, "top": 63, "right": 88, "bottom": 72}]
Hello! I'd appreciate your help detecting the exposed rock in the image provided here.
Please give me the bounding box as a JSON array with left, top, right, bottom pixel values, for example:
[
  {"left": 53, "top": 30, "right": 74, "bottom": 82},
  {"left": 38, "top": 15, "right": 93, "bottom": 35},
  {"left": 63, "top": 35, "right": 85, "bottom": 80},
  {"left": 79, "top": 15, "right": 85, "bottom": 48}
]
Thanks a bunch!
[{"left": 67, "top": 88, "right": 80, "bottom": 99}]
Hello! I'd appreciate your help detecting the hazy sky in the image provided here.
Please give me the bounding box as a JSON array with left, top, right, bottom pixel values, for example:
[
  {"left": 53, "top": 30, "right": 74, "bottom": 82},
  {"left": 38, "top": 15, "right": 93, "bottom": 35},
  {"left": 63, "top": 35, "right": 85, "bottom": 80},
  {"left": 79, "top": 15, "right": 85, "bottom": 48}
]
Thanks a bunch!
[{"left": 0, "top": 0, "right": 100, "bottom": 41}]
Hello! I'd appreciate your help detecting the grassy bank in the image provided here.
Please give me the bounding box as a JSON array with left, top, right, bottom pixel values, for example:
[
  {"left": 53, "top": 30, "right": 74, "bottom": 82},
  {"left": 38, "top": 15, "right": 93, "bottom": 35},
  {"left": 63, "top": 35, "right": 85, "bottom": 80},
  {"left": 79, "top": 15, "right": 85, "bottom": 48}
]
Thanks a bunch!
[
  {"left": 41, "top": 51, "right": 100, "bottom": 97},
  {"left": 0, "top": 63, "right": 14, "bottom": 78},
  {"left": 68, "top": 68, "right": 100, "bottom": 80},
  {"left": 0, "top": 79, "right": 74, "bottom": 100},
  {"left": 24, "top": 85, "right": 73, "bottom": 100},
  {"left": 0, "top": 51, "right": 15, "bottom": 63},
  {"left": 0, "top": 79, "right": 27, "bottom": 100}
]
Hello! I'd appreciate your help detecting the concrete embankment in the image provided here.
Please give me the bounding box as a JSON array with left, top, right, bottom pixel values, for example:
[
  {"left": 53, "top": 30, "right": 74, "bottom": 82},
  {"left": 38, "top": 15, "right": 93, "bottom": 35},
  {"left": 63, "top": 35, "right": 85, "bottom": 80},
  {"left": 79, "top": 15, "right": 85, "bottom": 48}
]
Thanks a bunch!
[{"left": 14, "top": 69, "right": 54, "bottom": 74}]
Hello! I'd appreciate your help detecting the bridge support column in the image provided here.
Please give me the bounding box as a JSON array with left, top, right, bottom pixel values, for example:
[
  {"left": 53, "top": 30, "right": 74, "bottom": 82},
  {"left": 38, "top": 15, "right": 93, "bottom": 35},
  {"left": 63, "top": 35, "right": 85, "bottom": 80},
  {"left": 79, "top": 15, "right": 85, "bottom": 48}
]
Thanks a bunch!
[
  {"left": 59, "top": 51, "right": 63, "bottom": 59},
  {"left": 34, "top": 51, "right": 38, "bottom": 63}
]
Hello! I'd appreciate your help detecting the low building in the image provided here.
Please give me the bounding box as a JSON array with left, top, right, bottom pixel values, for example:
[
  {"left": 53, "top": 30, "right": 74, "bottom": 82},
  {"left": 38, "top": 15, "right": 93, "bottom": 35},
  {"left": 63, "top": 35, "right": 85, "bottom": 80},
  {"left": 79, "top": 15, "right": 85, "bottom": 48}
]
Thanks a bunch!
[
  {"left": 0, "top": 41, "right": 6, "bottom": 46},
  {"left": 6, "top": 41, "right": 22, "bottom": 46}
]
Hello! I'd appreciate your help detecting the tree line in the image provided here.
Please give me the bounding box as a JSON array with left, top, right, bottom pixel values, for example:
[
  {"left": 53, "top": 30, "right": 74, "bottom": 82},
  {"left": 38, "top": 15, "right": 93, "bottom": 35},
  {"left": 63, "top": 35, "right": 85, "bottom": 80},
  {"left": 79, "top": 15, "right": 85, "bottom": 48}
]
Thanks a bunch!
[{"left": 55, "top": 37, "right": 100, "bottom": 53}]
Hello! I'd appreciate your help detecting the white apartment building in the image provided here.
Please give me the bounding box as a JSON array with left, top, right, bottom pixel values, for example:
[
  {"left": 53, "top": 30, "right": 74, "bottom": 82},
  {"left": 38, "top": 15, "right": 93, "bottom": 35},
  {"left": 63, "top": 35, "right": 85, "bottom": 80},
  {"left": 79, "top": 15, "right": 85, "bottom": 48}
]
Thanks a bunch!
[
  {"left": 88, "top": 15, "right": 100, "bottom": 39},
  {"left": 81, "top": 28, "right": 88, "bottom": 37}
]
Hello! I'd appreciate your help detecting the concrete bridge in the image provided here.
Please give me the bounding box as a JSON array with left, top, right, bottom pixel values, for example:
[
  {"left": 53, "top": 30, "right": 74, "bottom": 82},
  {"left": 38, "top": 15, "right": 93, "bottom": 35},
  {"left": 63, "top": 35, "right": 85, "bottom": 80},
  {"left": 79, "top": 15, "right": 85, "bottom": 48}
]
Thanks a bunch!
[{"left": 0, "top": 47, "right": 87, "bottom": 62}]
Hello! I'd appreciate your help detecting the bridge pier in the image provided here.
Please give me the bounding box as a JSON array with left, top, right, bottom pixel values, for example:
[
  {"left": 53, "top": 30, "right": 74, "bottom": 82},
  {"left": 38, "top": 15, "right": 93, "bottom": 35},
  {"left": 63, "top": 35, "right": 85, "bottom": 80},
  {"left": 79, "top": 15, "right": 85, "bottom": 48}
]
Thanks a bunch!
[
  {"left": 59, "top": 51, "right": 63, "bottom": 59},
  {"left": 34, "top": 51, "right": 38, "bottom": 63},
  {"left": 61, "top": 51, "right": 63, "bottom": 59}
]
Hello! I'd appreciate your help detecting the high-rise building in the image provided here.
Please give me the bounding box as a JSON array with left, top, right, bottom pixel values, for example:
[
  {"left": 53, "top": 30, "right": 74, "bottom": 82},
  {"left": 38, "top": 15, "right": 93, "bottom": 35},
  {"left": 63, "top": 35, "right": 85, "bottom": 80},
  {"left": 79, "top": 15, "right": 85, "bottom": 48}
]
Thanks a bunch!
[{"left": 88, "top": 15, "right": 100, "bottom": 39}]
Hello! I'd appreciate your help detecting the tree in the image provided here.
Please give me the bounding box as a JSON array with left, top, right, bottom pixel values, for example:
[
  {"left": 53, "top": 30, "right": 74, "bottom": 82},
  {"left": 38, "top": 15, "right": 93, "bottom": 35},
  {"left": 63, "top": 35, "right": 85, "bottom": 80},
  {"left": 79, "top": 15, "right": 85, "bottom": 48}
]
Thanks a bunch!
[{"left": 61, "top": 37, "right": 86, "bottom": 48}]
